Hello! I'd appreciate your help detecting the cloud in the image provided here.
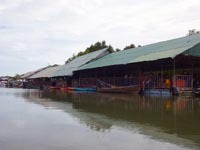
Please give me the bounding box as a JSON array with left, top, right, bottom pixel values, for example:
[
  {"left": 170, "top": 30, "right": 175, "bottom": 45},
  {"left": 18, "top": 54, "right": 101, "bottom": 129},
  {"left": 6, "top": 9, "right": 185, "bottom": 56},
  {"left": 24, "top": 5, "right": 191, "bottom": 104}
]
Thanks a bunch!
[{"left": 0, "top": 0, "right": 200, "bottom": 76}]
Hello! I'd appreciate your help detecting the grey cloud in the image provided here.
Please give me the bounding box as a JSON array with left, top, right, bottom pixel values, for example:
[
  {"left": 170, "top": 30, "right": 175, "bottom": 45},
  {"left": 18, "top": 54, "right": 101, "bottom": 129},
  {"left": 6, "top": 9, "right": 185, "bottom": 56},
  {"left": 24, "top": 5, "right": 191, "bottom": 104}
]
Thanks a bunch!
[{"left": 0, "top": 0, "right": 200, "bottom": 76}]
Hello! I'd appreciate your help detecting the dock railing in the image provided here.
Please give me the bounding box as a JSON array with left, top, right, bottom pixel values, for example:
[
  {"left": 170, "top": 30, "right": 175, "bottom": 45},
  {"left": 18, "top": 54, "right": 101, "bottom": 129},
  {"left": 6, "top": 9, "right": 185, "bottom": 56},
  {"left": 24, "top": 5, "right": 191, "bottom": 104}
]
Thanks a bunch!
[
  {"left": 173, "top": 75, "right": 193, "bottom": 91},
  {"left": 141, "top": 75, "right": 170, "bottom": 89}
]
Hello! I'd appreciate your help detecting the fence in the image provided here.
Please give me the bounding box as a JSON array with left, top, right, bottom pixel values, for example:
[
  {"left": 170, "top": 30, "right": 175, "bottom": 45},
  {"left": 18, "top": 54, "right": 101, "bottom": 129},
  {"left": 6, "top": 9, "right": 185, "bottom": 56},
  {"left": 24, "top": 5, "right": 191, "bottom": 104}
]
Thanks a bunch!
[{"left": 173, "top": 75, "right": 193, "bottom": 90}]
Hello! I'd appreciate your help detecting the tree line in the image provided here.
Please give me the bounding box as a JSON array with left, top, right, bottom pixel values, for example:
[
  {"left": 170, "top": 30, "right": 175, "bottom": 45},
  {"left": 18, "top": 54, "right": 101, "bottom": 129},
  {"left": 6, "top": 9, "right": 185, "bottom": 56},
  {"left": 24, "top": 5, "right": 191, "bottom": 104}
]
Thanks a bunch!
[
  {"left": 65, "top": 29, "right": 200, "bottom": 64},
  {"left": 65, "top": 41, "right": 141, "bottom": 64}
]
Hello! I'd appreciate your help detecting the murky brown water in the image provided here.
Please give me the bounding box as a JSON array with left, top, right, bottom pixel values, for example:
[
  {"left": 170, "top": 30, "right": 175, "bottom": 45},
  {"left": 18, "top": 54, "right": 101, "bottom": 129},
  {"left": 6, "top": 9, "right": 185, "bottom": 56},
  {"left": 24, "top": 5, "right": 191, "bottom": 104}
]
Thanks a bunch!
[{"left": 0, "top": 88, "right": 200, "bottom": 150}]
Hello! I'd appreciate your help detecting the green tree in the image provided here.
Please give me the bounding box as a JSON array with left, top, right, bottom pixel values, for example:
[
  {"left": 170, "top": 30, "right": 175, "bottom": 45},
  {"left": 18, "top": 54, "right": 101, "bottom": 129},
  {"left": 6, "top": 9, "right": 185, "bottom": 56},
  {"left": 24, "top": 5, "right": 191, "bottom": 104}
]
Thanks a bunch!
[
  {"left": 106, "top": 45, "right": 114, "bottom": 53},
  {"left": 65, "top": 41, "right": 113, "bottom": 64},
  {"left": 123, "top": 44, "right": 136, "bottom": 50},
  {"left": 115, "top": 48, "right": 121, "bottom": 52},
  {"left": 64, "top": 41, "right": 139, "bottom": 64},
  {"left": 188, "top": 29, "right": 200, "bottom": 36},
  {"left": 13, "top": 74, "right": 20, "bottom": 80}
]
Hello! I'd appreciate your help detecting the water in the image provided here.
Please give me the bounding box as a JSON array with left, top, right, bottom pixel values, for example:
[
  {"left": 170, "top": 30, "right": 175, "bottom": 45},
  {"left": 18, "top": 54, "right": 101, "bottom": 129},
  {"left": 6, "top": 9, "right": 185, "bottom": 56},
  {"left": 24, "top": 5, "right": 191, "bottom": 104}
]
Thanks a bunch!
[{"left": 0, "top": 88, "right": 200, "bottom": 150}]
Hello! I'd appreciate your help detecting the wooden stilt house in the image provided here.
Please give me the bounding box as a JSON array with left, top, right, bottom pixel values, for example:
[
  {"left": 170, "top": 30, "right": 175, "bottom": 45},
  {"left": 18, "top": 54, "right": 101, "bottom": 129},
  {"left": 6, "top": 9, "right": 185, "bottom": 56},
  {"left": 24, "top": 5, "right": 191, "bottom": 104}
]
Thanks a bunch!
[{"left": 74, "top": 34, "right": 200, "bottom": 95}]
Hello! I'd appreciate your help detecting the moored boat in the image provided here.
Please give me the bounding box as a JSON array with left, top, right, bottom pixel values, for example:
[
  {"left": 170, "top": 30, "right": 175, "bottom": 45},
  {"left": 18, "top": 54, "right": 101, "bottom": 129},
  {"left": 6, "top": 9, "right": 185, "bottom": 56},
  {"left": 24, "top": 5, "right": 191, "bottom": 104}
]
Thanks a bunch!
[
  {"left": 194, "top": 83, "right": 200, "bottom": 96},
  {"left": 67, "top": 87, "right": 75, "bottom": 91},
  {"left": 60, "top": 87, "right": 68, "bottom": 91},
  {"left": 97, "top": 85, "right": 140, "bottom": 93},
  {"left": 96, "top": 79, "right": 140, "bottom": 93},
  {"left": 140, "top": 88, "right": 171, "bottom": 96},
  {"left": 49, "top": 86, "right": 60, "bottom": 90},
  {"left": 74, "top": 87, "right": 96, "bottom": 91},
  {"left": 61, "top": 86, "right": 96, "bottom": 92}
]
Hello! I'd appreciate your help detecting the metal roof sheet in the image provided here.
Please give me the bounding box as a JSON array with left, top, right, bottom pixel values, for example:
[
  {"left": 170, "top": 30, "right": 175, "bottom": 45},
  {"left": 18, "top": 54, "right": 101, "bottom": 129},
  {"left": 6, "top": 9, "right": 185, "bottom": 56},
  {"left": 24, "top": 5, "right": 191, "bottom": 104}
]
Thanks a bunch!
[
  {"left": 20, "top": 71, "right": 35, "bottom": 79},
  {"left": 29, "top": 65, "right": 62, "bottom": 79},
  {"left": 20, "top": 66, "right": 50, "bottom": 79},
  {"left": 51, "top": 48, "right": 109, "bottom": 77},
  {"left": 78, "top": 34, "right": 200, "bottom": 70}
]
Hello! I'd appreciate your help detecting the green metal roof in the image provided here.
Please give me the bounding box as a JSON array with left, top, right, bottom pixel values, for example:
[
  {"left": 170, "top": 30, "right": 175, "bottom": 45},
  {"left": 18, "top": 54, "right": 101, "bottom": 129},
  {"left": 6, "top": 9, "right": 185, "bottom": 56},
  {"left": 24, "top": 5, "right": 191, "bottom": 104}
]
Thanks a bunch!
[
  {"left": 78, "top": 34, "right": 200, "bottom": 71},
  {"left": 51, "top": 48, "right": 109, "bottom": 77}
]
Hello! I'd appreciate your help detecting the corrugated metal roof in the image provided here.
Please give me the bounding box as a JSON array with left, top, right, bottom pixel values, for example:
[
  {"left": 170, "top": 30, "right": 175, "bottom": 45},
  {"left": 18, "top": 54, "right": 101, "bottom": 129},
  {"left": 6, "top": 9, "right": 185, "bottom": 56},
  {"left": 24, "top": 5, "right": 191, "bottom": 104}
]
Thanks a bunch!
[
  {"left": 78, "top": 34, "right": 200, "bottom": 70},
  {"left": 20, "top": 66, "right": 50, "bottom": 79},
  {"left": 29, "top": 65, "right": 62, "bottom": 79},
  {"left": 20, "top": 71, "right": 35, "bottom": 79},
  {"left": 51, "top": 48, "right": 109, "bottom": 77},
  {"left": 183, "top": 43, "right": 200, "bottom": 57}
]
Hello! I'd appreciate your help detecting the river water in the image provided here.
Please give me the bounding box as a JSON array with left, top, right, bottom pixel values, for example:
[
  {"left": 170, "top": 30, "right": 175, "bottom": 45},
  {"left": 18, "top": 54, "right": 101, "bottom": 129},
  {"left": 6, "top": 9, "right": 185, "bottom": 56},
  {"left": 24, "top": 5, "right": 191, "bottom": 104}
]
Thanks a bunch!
[{"left": 0, "top": 88, "right": 200, "bottom": 150}]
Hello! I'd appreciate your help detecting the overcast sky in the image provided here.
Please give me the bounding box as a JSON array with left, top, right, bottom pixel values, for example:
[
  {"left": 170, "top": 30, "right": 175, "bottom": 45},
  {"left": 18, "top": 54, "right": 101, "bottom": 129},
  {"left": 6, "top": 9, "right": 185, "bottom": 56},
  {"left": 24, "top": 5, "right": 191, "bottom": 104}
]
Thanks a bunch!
[{"left": 0, "top": 0, "right": 200, "bottom": 76}]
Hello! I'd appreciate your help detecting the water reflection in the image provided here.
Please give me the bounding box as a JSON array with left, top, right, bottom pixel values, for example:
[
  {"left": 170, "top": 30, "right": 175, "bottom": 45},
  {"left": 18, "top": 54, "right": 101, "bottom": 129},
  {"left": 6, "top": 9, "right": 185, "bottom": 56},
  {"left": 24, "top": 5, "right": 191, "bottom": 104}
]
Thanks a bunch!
[{"left": 22, "top": 90, "right": 200, "bottom": 148}]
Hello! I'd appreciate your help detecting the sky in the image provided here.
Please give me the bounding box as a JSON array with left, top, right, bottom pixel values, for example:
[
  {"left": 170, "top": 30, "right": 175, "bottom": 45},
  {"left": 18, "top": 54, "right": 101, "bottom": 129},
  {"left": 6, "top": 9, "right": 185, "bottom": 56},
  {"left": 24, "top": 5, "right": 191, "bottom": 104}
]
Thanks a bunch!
[{"left": 0, "top": 0, "right": 200, "bottom": 76}]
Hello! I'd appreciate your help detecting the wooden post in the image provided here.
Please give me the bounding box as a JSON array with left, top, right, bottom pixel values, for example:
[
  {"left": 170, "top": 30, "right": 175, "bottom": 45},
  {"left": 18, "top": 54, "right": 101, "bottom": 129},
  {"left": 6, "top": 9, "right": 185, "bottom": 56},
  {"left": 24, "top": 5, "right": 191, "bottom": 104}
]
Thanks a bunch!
[
  {"left": 95, "top": 69, "right": 97, "bottom": 86},
  {"left": 161, "top": 65, "right": 163, "bottom": 88},
  {"left": 114, "top": 68, "right": 116, "bottom": 86},
  {"left": 173, "top": 58, "right": 176, "bottom": 87},
  {"left": 78, "top": 72, "right": 81, "bottom": 87},
  {"left": 192, "top": 63, "right": 194, "bottom": 88}
]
